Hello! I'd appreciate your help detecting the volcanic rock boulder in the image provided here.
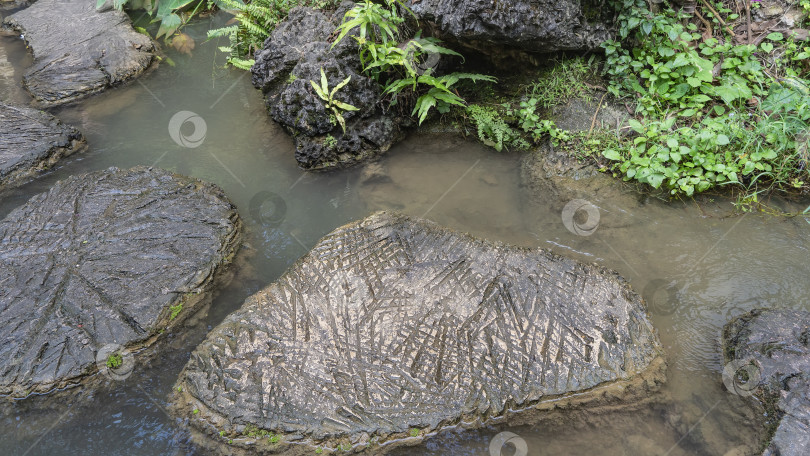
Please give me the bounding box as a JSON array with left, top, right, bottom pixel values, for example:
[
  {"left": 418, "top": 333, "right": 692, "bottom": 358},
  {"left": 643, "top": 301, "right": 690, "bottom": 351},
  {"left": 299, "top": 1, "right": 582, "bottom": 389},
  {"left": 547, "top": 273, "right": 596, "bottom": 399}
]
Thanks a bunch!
[
  {"left": 0, "top": 167, "right": 241, "bottom": 398},
  {"left": 174, "top": 211, "right": 663, "bottom": 453},
  {"left": 406, "top": 0, "right": 613, "bottom": 58},
  {"left": 723, "top": 309, "right": 810, "bottom": 456},
  {"left": 3, "top": 0, "right": 155, "bottom": 106},
  {"left": 251, "top": 4, "right": 404, "bottom": 170},
  {"left": 0, "top": 102, "right": 85, "bottom": 190}
]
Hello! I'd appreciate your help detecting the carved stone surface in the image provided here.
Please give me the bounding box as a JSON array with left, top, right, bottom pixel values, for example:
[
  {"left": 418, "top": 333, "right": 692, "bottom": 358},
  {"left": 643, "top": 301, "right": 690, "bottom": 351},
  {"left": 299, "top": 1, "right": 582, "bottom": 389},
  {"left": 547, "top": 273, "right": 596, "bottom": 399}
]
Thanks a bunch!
[
  {"left": 175, "top": 211, "right": 662, "bottom": 451},
  {"left": 0, "top": 167, "right": 241, "bottom": 398},
  {"left": 723, "top": 309, "right": 810, "bottom": 456},
  {"left": 0, "top": 101, "right": 85, "bottom": 190},
  {"left": 3, "top": 0, "right": 154, "bottom": 106}
]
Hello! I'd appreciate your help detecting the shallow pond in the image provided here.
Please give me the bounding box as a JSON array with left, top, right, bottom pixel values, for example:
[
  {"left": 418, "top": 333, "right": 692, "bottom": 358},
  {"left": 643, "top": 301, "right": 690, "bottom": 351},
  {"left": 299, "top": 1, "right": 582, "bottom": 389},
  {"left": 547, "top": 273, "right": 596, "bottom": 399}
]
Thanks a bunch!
[{"left": 1, "top": 13, "right": 809, "bottom": 456}]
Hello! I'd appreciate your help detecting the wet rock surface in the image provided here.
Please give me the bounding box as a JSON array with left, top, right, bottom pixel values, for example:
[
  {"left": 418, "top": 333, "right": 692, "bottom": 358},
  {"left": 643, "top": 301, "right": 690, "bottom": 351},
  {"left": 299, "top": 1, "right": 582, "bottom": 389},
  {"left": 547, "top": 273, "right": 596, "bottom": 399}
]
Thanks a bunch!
[
  {"left": 2, "top": 0, "right": 154, "bottom": 107},
  {"left": 174, "top": 211, "right": 662, "bottom": 452},
  {"left": 251, "top": 4, "right": 404, "bottom": 170},
  {"left": 407, "top": 0, "right": 612, "bottom": 58},
  {"left": 521, "top": 95, "right": 637, "bottom": 209},
  {"left": 0, "top": 166, "right": 241, "bottom": 398},
  {"left": 0, "top": 101, "right": 85, "bottom": 190},
  {"left": 723, "top": 309, "right": 810, "bottom": 456},
  {"left": 0, "top": 0, "right": 30, "bottom": 11}
]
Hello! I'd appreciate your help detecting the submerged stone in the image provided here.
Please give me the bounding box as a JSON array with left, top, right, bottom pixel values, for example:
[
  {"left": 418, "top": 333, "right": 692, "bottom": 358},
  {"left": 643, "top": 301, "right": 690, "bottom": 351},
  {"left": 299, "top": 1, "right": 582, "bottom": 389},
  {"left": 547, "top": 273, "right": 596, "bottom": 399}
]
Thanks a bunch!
[
  {"left": 174, "top": 211, "right": 663, "bottom": 453},
  {"left": 723, "top": 309, "right": 810, "bottom": 456},
  {"left": 0, "top": 167, "right": 241, "bottom": 398},
  {"left": 0, "top": 101, "right": 85, "bottom": 190},
  {"left": 3, "top": 0, "right": 154, "bottom": 106},
  {"left": 520, "top": 95, "right": 636, "bottom": 210}
]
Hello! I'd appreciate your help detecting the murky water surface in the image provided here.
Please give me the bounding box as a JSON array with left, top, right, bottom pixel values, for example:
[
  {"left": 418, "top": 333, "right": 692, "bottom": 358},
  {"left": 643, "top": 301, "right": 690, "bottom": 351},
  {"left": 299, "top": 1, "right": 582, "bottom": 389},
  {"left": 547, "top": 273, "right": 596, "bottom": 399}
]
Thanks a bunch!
[{"left": 1, "top": 14, "right": 809, "bottom": 456}]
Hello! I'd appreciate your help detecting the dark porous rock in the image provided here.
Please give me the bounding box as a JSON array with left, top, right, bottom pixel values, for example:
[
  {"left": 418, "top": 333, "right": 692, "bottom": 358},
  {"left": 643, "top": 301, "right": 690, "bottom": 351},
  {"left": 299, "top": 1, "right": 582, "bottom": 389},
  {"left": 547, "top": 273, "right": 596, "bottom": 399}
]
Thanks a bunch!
[
  {"left": 723, "top": 309, "right": 810, "bottom": 456},
  {"left": 0, "top": 167, "right": 241, "bottom": 398},
  {"left": 251, "top": 4, "right": 405, "bottom": 170},
  {"left": 3, "top": 0, "right": 155, "bottom": 107},
  {"left": 0, "top": 101, "right": 85, "bottom": 190},
  {"left": 406, "top": 0, "right": 613, "bottom": 60},
  {"left": 173, "top": 211, "right": 663, "bottom": 454}
]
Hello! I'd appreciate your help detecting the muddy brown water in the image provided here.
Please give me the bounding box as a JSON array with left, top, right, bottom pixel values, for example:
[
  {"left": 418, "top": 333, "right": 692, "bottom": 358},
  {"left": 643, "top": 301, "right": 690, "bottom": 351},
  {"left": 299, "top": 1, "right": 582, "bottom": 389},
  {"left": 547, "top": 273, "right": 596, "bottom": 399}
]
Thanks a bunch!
[{"left": 1, "top": 14, "right": 809, "bottom": 456}]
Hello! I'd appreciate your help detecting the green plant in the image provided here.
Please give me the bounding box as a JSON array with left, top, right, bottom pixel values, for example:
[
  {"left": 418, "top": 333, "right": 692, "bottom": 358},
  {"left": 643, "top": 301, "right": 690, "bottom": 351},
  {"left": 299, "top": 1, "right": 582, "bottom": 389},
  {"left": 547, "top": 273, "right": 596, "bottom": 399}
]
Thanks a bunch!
[
  {"left": 243, "top": 423, "right": 274, "bottom": 438},
  {"left": 386, "top": 72, "right": 496, "bottom": 124},
  {"left": 324, "top": 135, "right": 337, "bottom": 148},
  {"left": 332, "top": 0, "right": 495, "bottom": 124},
  {"left": 508, "top": 97, "right": 571, "bottom": 145},
  {"left": 106, "top": 353, "right": 123, "bottom": 369},
  {"left": 310, "top": 68, "right": 359, "bottom": 133},
  {"left": 240, "top": 424, "right": 281, "bottom": 443},
  {"left": 603, "top": 80, "right": 810, "bottom": 196},
  {"left": 596, "top": 1, "right": 810, "bottom": 198},
  {"left": 193, "top": 408, "right": 200, "bottom": 414},
  {"left": 169, "top": 303, "right": 183, "bottom": 320},
  {"left": 100, "top": 0, "right": 203, "bottom": 39},
  {"left": 409, "top": 428, "right": 419, "bottom": 437},
  {"left": 315, "top": 447, "right": 324, "bottom": 454},
  {"left": 465, "top": 105, "right": 526, "bottom": 152},
  {"left": 332, "top": 0, "right": 411, "bottom": 52},
  {"left": 287, "top": 73, "right": 298, "bottom": 84},
  {"left": 529, "top": 56, "right": 595, "bottom": 109}
]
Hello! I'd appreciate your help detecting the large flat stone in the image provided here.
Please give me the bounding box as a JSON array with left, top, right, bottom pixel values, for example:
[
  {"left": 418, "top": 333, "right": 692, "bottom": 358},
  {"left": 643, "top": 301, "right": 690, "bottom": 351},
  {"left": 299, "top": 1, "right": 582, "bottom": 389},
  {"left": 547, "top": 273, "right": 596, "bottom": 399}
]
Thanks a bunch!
[
  {"left": 174, "top": 211, "right": 663, "bottom": 453},
  {"left": 3, "top": 0, "right": 154, "bottom": 106},
  {"left": 0, "top": 166, "right": 241, "bottom": 398},
  {"left": 0, "top": 101, "right": 85, "bottom": 190}
]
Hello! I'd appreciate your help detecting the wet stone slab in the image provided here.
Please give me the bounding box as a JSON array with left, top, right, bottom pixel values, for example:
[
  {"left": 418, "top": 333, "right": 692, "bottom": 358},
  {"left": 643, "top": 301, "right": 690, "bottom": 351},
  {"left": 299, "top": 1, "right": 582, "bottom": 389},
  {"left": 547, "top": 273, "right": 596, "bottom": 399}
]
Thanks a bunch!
[
  {"left": 0, "top": 166, "right": 241, "bottom": 398},
  {"left": 174, "top": 211, "right": 663, "bottom": 453},
  {"left": 3, "top": 0, "right": 154, "bottom": 106},
  {"left": 0, "top": 101, "right": 85, "bottom": 190}
]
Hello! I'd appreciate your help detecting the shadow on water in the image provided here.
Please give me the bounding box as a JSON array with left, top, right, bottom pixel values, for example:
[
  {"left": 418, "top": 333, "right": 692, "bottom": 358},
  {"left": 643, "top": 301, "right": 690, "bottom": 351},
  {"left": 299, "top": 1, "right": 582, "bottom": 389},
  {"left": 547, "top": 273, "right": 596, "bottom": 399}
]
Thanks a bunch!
[{"left": 0, "top": 12, "right": 809, "bottom": 456}]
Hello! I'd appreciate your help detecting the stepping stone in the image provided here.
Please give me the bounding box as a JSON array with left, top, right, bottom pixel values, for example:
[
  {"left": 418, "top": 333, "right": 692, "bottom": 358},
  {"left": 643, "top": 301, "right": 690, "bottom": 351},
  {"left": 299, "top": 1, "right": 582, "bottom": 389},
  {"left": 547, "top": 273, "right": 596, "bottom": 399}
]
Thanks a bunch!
[
  {"left": 0, "top": 166, "right": 242, "bottom": 398},
  {"left": 3, "top": 0, "right": 154, "bottom": 106},
  {"left": 0, "top": 101, "right": 84, "bottom": 190},
  {"left": 173, "top": 211, "right": 663, "bottom": 453}
]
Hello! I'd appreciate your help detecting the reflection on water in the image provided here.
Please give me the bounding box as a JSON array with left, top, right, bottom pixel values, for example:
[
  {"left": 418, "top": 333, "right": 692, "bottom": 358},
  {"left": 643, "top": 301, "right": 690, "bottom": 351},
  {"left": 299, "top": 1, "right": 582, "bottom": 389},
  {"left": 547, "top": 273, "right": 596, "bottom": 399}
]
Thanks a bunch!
[{"left": 1, "top": 13, "right": 809, "bottom": 456}]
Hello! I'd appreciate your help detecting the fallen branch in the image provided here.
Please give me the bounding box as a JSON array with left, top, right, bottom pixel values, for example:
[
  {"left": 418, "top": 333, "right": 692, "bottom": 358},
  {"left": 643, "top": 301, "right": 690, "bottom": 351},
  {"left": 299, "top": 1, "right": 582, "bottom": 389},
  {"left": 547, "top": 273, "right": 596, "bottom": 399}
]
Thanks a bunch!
[
  {"left": 588, "top": 92, "right": 609, "bottom": 137},
  {"left": 745, "top": 0, "right": 752, "bottom": 44},
  {"left": 699, "top": 0, "right": 736, "bottom": 36}
]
